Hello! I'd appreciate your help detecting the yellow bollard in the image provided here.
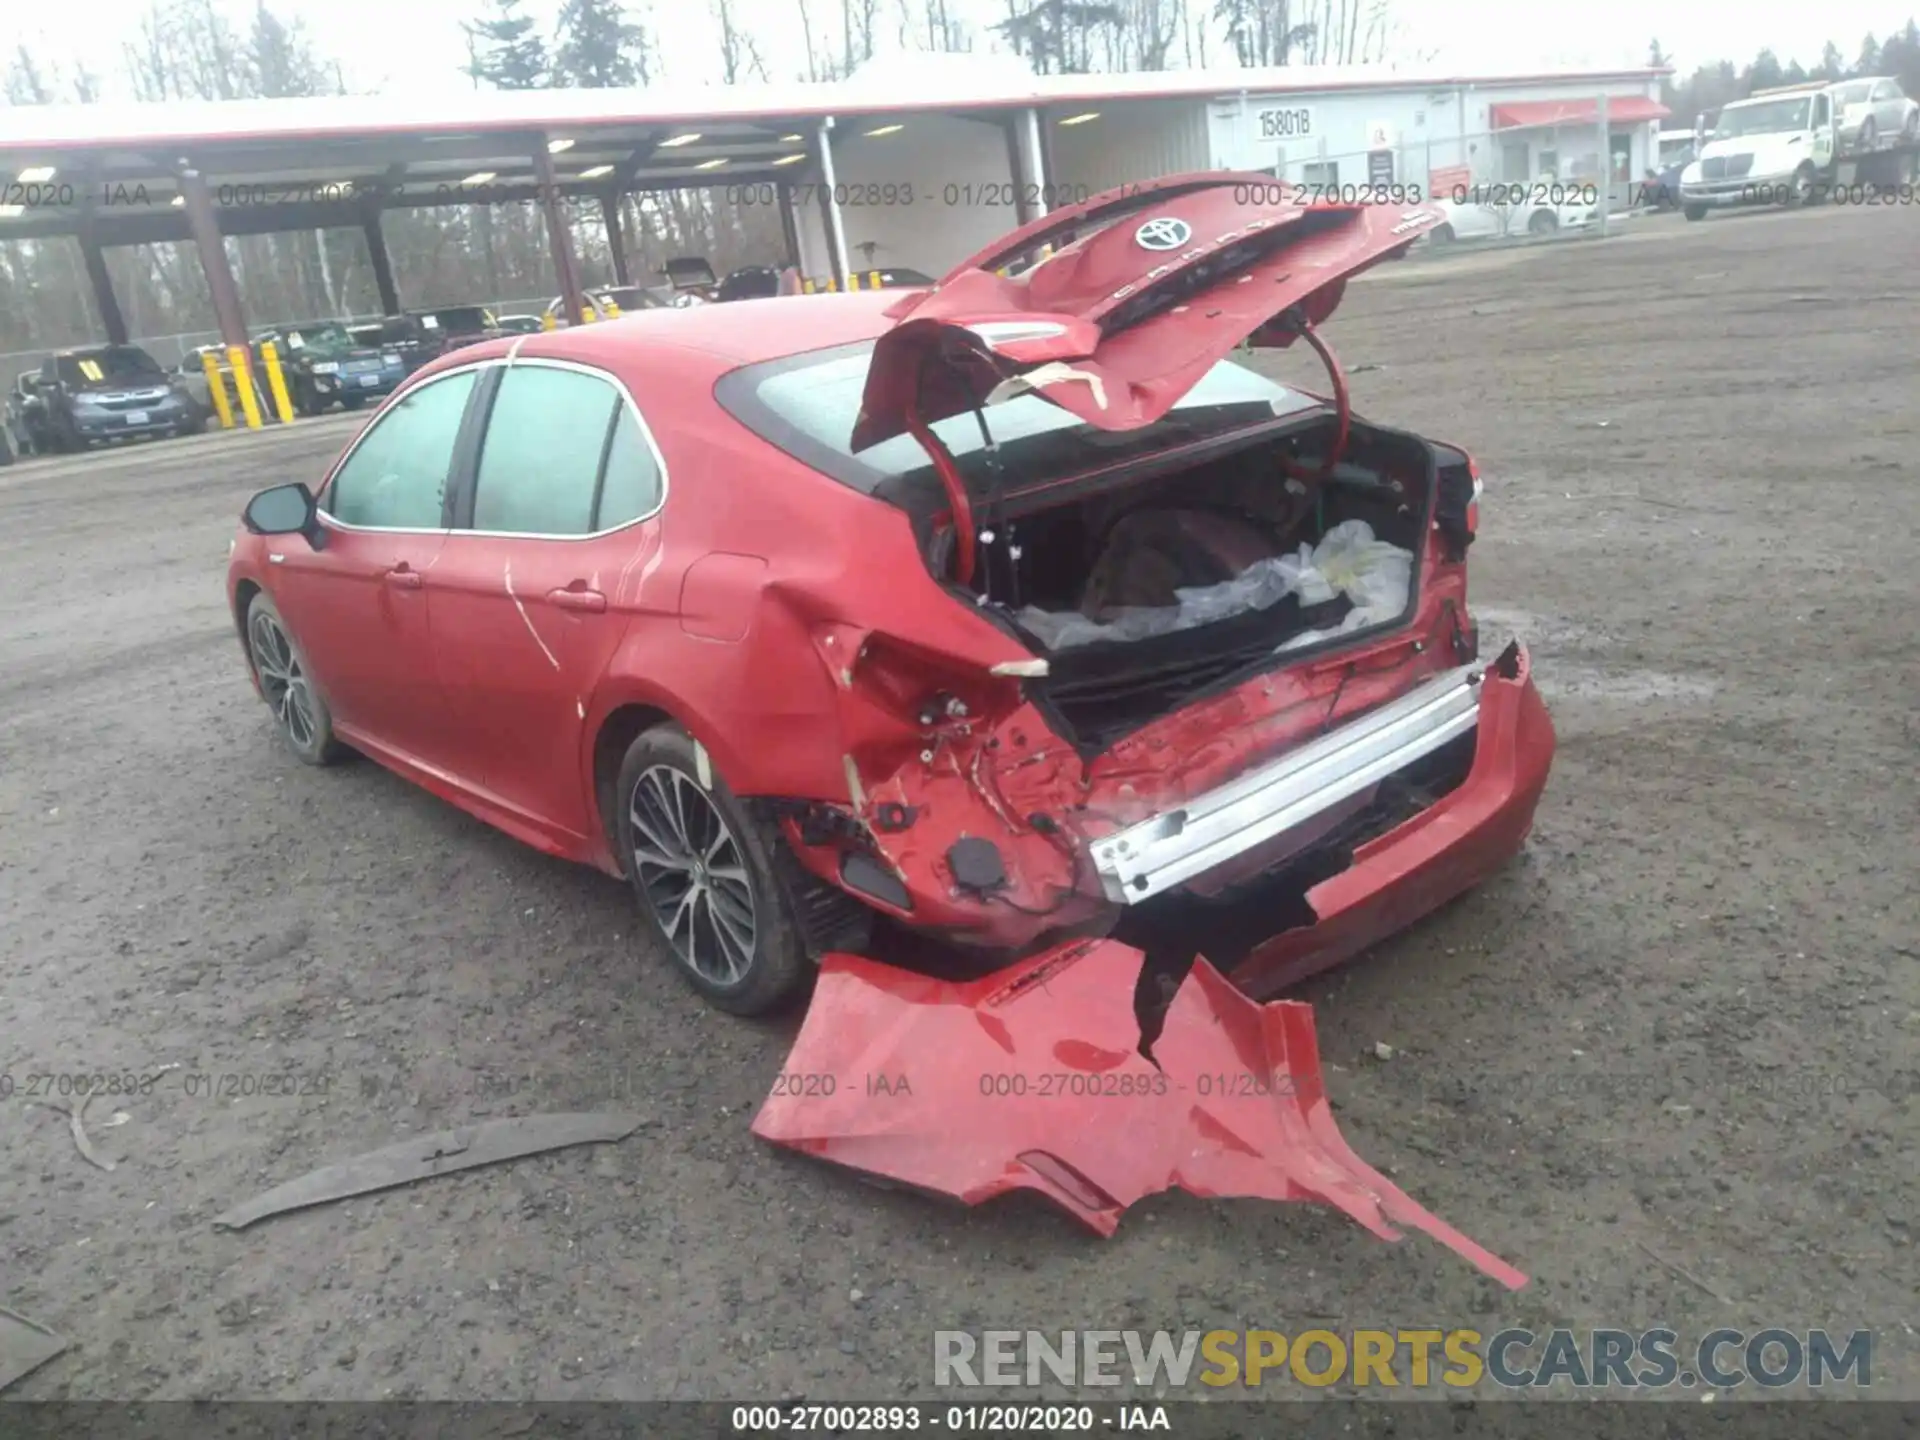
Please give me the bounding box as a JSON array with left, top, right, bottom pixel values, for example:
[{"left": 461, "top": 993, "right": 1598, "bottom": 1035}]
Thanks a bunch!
[
  {"left": 258, "top": 341, "right": 295, "bottom": 424},
  {"left": 543, "top": 311, "right": 558, "bottom": 331},
  {"left": 226, "top": 344, "right": 263, "bottom": 430},
  {"left": 201, "top": 350, "right": 235, "bottom": 430},
  {"left": 802, "top": 277, "right": 817, "bottom": 294},
  {"left": 868, "top": 270, "right": 880, "bottom": 288}
]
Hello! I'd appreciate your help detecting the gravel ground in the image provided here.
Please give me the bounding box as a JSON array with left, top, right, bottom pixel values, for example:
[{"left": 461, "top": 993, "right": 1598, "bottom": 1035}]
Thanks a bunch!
[{"left": 2, "top": 204, "right": 1914, "bottom": 1404}]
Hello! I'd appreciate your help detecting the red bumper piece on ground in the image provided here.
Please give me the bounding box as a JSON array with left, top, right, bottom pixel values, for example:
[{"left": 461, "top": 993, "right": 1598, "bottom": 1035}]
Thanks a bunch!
[{"left": 753, "top": 941, "right": 1527, "bottom": 1289}]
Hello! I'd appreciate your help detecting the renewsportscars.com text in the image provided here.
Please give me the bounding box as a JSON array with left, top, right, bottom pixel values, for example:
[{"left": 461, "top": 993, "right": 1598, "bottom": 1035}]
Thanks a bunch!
[{"left": 934, "top": 1327, "right": 1872, "bottom": 1392}]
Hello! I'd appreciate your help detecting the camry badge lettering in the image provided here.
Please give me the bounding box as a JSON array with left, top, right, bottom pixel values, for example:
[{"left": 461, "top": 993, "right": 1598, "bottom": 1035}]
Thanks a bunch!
[{"left": 1135, "top": 217, "right": 1192, "bottom": 251}]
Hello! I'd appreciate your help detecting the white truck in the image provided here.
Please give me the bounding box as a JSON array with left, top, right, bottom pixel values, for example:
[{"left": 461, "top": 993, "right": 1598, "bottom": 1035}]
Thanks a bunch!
[{"left": 1680, "top": 78, "right": 1920, "bottom": 219}]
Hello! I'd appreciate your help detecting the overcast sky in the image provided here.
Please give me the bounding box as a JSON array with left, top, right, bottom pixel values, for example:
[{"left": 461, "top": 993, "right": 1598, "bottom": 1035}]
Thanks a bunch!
[{"left": 10, "top": 0, "right": 1909, "bottom": 98}]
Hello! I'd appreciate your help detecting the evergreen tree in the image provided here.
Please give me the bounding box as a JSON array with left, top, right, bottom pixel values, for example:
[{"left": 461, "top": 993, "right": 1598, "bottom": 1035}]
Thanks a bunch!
[
  {"left": 554, "top": 0, "right": 651, "bottom": 87},
  {"left": 464, "top": 0, "right": 549, "bottom": 89}
]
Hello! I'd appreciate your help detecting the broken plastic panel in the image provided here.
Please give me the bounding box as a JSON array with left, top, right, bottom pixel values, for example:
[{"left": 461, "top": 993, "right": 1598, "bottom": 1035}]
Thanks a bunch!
[{"left": 753, "top": 941, "right": 1527, "bottom": 1289}]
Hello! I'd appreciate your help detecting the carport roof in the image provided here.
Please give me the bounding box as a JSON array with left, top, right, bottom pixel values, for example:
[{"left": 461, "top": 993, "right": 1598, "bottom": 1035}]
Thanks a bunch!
[{"left": 0, "top": 61, "right": 1668, "bottom": 245}]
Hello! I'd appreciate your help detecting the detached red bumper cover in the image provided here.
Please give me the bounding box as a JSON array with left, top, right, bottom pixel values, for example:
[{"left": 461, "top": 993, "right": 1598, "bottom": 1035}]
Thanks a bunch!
[{"left": 753, "top": 941, "right": 1527, "bottom": 1289}]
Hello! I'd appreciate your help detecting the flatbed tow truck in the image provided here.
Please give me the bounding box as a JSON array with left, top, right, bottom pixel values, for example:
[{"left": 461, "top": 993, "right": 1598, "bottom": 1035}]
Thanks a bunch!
[{"left": 1681, "top": 79, "right": 1920, "bottom": 219}]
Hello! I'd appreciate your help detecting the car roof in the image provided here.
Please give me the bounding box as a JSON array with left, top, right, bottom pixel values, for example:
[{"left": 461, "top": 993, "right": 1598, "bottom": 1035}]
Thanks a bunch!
[
  {"left": 511, "top": 290, "right": 901, "bottom": 368},
  {"left": 55, "top": 343, "right": 150, "bottom": 357}
]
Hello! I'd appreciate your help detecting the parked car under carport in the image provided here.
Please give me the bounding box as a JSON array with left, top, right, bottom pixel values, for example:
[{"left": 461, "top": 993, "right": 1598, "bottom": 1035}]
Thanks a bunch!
[{"left": 20, "top": 345, "right": 203, "bottom": 451}]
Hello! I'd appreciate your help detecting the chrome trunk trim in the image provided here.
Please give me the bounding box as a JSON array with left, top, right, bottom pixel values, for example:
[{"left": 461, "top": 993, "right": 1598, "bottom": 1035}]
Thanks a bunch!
[{"left": 1090, "top": 660, "right": 1484, "bottom": 903}]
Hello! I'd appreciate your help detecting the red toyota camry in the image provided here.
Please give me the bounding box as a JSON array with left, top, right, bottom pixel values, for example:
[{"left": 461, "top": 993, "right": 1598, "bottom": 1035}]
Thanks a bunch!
[{"left": 227, "top": 174, "right": 1555, "bottom": 1023}]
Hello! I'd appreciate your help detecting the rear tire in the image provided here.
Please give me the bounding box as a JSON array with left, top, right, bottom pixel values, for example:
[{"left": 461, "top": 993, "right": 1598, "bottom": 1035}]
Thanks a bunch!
[
  {"left": 1428, "top": 222, "right": 1456, "bottom": 246},
  {"left": 1683, "top": 202, "right": 1708, "bottom": 221},
  {"left": 1527, "top": 209, "right": 1558, "bottom": 235},
  {"left": 1860, "top": 118, "right": 1878, "bottom": 154},
  {"left": 245, "top": 591, "right": 347, "bottom": 766},
  {"left": 615, "top": 723, "right": 814, "bottom": 1017}
]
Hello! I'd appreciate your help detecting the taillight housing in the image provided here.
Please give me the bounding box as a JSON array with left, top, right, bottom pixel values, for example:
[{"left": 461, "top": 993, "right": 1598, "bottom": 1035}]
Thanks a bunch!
[{"left": 824, "top": 631, "right": 1024, "bottom": 781}]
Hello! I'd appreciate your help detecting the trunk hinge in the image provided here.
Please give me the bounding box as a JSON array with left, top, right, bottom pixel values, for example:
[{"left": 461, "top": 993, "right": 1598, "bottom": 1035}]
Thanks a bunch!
[
  {"left": 1277, "top": 306, "right": 1352, "bottom": 479},
  {"left": 907, "top": 342, "right": 1016, "bottom": 603},
  {"left": 905, "top": 344, "right": 978, "bottom": 588}
]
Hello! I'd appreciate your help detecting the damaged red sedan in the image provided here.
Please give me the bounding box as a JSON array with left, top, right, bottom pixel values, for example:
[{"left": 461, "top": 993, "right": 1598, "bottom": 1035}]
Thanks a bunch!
[{"left": 228, "top": 176, "right": 1552, "bottom": 1280}]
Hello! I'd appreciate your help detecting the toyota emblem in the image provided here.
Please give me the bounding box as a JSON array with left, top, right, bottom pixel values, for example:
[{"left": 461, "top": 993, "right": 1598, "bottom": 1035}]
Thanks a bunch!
[{"left": 1134, "top": 216, "right": 1192, "bottom": 251}]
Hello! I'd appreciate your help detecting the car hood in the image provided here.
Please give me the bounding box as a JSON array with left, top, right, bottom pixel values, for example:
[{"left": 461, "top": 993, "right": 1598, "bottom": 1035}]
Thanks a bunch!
[
  {"left": 851, "top": 173, "right": 1442, "bottom": 453},
  {"left": 1695, "top": 132, "right": 1807, "bottom": 166}
]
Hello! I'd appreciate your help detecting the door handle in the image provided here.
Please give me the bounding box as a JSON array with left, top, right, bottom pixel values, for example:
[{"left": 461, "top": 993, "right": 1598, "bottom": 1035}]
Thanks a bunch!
[
  {"left": 547, "top": 586, "right": 607, "bottom": 613},
  {"left": 384, "top": 564, "right": 423, "bottom": 589}
]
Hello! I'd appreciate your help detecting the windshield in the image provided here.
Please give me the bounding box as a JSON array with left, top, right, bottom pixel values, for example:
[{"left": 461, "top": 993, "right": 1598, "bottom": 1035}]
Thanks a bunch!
[
  {"left": 1715, "top": 98, "right": 1812, "bottom": 138},
  {"left": 601, "top": 288, "right": 660, "bottom": 310},
  {"left": 1831, "top": 82, "right": 1872, "bottom": 105},
  {"left": 422, "top": 307, "right": 491, "bottom": 332},
  {"left": 56, "top": 346, "right": 163, "bottom": 387},
  {"left": 277, "top": 323, "right": 356, "bottom": 357},
  {"left": 718, "top": 341, "right": 1320, "bottom": 496}
]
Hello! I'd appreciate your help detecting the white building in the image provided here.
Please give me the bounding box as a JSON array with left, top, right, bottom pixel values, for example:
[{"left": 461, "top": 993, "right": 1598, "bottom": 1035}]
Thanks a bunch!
[{"left": 790, "top": 58, "right": 1669, "bottom": 282}]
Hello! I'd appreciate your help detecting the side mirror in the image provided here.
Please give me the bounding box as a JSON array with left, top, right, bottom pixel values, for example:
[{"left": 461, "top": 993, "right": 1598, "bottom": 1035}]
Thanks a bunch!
[{"left": 243, "top": 482, "right": 325, "bottom": 548}]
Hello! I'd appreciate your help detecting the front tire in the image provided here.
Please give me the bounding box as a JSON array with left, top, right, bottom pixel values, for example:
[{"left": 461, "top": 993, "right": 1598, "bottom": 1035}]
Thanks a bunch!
[
  {"left": 1786, "top": 163, "right": 1817, "bottom": 207},
  {"left": 1428, "top": 221, "right": 1456, "bottom": 246},
  {"left": 1526, "top": 209, "right": 1558, "bottom": 235},
  {"left": 1683, "top": 202, "right": 1708, "bottom": 221},
  {"left": 615, "top": 724, "right": 813, "bottom": 1016},
  {"left": 245, "top": 591, "right": 346, "bottom": 766},
  {"left": 1859, "top": 119, "right": 1878, "bottom": 154}
]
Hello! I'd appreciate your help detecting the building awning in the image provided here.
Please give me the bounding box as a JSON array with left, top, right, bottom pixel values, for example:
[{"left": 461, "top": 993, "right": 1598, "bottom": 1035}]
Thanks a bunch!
[{"left": 1489, "top": 96, "right": 1670, "bottom": 130}]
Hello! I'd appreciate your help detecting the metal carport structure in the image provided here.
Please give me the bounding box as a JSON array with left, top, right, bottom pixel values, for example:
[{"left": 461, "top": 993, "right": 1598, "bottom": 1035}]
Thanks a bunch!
[
  {"left": 0, "top": 70, "right": 1072, "bottom": 357},
  {"left": 0, "top": 59, "right": 1672, "bottom": 366}
]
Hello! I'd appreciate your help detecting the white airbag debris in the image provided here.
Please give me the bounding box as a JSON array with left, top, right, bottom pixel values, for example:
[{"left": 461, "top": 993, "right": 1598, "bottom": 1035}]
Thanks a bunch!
[
  {"left": 985, "top": 362, "right": 1109, "bottom": 411},
  {"left": 1014, "top": 520, "right": 1413, "bottom": 653}
]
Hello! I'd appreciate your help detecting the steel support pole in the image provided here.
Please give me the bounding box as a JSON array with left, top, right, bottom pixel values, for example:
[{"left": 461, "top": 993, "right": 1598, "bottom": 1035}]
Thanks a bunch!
[
  {"left": 1597, "top": 94, "right": 1612, "bottom": 237},
  {"left": 360, "top": 204, "right": 400, "bottom": 314},
  {"left": 599, "top": 191, "right": 632, "bottom": 287},
  {"left": 533, "top": 142, "right": 587, "bottom": 324},
  {"left": 1025, "top": 107, "right": 1050, "bottom": 216},
  {"left": 76, "top": 221, "right": 128, "bottom": 344},
  {"left": 177, "top": 165, "right": 248, "bottom": 348},
  {"left": 776, "top": 181, "right": 802, "bottom": 270},
  {"left": 1003, "top": 117, "right": 1033, "bottom": 226},
  {"left": 815, "top": 117, "right": 851, "bottom": 291}
]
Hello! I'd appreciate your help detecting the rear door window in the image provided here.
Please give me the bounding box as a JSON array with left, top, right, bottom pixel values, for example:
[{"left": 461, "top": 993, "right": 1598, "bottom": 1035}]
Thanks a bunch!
[
  {"left": 469, "top": 366, "right": 618, "bottom": 535},
  {"left": 593, "top": 407, "right": 666, "bottom": 527},
  {"left": 323, "top": 369, "right": 478, "bottom": 528},
  {"left": 466, "top": 365, "right": 663, "bottom": 535}
]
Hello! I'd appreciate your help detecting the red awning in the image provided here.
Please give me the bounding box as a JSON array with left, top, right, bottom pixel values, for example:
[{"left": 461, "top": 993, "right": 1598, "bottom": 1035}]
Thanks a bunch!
[{"left": 1489, "top": 96, "right": 1670, "bottom": 129}]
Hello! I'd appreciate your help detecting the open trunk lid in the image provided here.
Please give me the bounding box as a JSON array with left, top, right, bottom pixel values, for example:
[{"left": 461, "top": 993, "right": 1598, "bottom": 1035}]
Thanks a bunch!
[{"left": 851, "top": 173, "right": 1443, "bottom": 453}]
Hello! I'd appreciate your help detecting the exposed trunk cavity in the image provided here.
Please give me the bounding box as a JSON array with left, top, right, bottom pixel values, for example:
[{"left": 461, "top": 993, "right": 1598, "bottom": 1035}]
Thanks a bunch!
[{"left": 957, "top": 413, "right": 1440, "bottom": 751}]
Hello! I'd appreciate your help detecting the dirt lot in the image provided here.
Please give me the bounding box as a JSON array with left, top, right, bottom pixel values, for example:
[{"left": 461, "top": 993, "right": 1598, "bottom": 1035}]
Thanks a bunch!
[{"left": 2, "top": 205, "right": 1915, "bottom": 1404}]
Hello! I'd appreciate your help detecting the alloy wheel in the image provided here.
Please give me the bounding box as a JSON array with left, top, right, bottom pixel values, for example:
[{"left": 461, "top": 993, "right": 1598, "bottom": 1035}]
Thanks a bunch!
[
  {"left": 628, "top": 764, "right": 758, "bottom": 986},
  {"left": 249, "top": 610, "right": 318, "bottom": 751}
]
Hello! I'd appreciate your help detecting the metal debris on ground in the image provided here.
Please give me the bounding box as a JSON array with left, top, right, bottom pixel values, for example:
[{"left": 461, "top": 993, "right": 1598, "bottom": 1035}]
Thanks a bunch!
[
  {"left": 213, "top": 1112, "right": 647, "bottom": 1231},
  {"left": 0, "top": 1307, "right": 68, "bottom": 1392}
]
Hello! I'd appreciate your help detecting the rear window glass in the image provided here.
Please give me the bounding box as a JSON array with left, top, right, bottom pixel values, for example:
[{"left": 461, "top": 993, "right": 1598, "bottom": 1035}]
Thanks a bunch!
[
  {"left": 714, "top": 342, "right": 1318, "bottom": 494},
  {"left": 57, "top": 347, "right": 164, "bottom": 385}
]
